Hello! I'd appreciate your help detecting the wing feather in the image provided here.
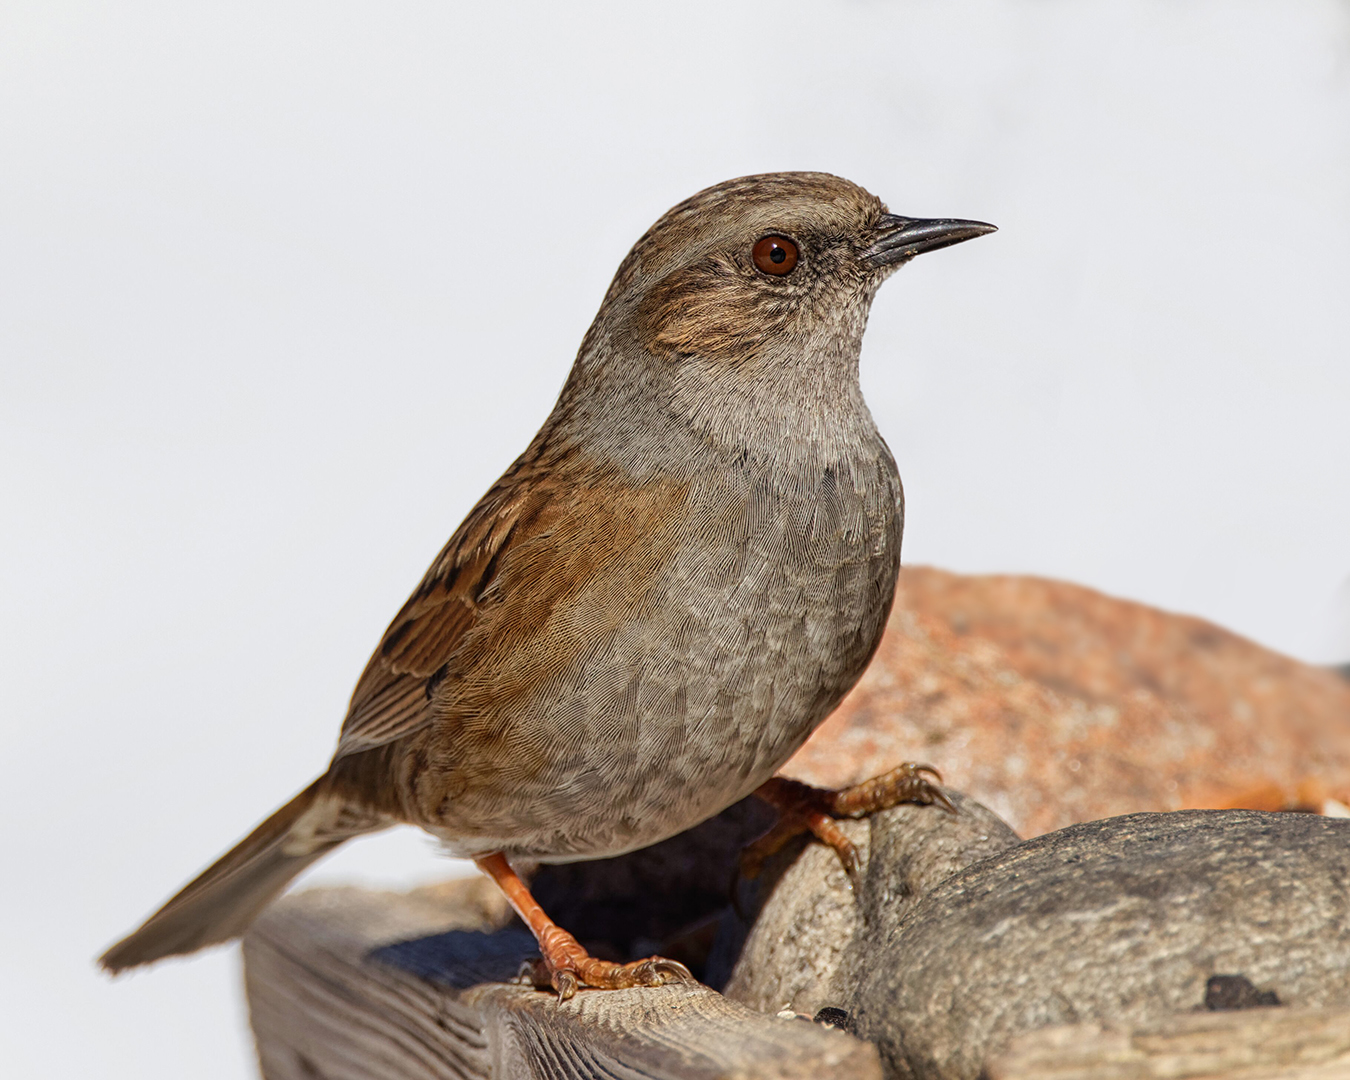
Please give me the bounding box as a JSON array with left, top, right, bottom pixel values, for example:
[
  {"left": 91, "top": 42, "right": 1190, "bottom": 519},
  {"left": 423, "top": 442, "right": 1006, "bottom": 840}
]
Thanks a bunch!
[{"left": 332, "top": 451, "right": 553, "bottom": 758}]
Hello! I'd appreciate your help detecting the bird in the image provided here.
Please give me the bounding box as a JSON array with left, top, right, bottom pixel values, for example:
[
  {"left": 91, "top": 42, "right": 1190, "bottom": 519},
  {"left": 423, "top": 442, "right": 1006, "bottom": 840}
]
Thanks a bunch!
[{"left": 100, "top": 172, "right": 994, "bottom": 997}]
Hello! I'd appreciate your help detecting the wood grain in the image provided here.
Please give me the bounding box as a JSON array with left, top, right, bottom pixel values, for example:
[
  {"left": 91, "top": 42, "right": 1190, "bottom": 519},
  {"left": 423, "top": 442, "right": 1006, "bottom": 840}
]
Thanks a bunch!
[{"left": 243, "top": 880, "right": 880, "bottom": 1080}]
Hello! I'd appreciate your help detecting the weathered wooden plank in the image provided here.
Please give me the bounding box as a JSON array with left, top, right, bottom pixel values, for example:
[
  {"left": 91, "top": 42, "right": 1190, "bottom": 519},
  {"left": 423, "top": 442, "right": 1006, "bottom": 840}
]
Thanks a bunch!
[{"left": 243, "top": 880, "right": 881, "bottom": 1080}]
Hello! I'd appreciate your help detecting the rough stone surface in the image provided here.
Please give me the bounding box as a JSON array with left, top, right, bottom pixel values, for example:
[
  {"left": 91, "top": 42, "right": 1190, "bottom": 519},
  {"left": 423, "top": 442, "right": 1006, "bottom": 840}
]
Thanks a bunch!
[
  {"left": 987, "top": 1005, "right": 1350, "bottom": 1080},
  {"left": 847, "top": 809, "right": 1350, "bottom": 1080},
  {"left": 724, "top": 793, "right": 1018, "bottom": 1017},
  {"left": 786, "top": 566, "right": 1350, "bottom": 835},
  {"left": 722, "top": 819, "right": 867, "bottom": 1015}
]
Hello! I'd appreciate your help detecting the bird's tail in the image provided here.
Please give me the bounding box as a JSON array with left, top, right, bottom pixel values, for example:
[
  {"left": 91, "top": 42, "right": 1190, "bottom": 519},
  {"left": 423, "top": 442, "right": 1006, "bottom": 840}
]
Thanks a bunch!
[{"left": 100, "top": 777, "right": 384, "bottom": 973}]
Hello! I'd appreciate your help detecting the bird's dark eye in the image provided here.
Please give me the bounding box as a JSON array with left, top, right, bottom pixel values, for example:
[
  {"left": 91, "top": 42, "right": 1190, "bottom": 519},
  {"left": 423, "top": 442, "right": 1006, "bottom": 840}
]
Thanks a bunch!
[{"left": 752, "top": 235, "right": 799, "bottom": 276}]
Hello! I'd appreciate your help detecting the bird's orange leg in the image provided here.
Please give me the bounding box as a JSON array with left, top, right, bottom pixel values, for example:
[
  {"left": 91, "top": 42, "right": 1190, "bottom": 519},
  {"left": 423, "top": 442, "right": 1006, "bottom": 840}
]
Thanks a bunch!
[
  {"left": 747, "top": 763, "right": 955, "bottom": 886},
  {"left": 474, "top": 852, "right": 693, "bottom": 1000}
]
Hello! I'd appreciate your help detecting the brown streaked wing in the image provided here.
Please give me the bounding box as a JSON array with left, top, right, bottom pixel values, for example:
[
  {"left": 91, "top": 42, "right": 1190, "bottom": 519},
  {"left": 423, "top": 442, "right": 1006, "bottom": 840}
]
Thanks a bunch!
[{"left": 332, "top": 454, "right": 553, "bottom": 759}]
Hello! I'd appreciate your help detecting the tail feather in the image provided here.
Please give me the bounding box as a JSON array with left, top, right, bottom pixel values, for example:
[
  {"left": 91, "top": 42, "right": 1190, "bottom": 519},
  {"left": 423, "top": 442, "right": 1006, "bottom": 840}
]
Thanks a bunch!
[{"left": 100, "top": 778, "right": 377, "bottom": 973}]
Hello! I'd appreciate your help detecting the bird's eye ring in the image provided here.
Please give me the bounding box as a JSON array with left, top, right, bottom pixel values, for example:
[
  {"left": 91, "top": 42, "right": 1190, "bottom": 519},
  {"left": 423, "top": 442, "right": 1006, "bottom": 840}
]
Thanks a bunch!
[{"left": 752, "top": 235, "right": 799, "bottom": 276}]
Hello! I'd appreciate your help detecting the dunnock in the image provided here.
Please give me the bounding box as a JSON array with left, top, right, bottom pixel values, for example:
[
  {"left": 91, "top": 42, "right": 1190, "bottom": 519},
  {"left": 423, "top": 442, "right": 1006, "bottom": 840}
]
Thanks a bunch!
[{"left": 101, "top": 172, "right": 993, "bottom": 996}]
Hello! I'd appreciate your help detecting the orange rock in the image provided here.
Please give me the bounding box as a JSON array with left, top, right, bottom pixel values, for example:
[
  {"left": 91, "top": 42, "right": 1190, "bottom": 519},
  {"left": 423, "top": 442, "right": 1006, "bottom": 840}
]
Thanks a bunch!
[{"left": 785, "top": 566, "right": 1350, "bottom": 837}]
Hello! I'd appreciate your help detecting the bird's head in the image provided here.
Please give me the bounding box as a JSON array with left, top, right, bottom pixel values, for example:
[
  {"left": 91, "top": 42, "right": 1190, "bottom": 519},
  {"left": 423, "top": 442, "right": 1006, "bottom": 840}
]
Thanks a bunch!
[
  {"left": 560, "top": 172, "right": 995, "bottom": 458},
  {"left": 615, "top": 172, "right": 992, "bottom": 364}
]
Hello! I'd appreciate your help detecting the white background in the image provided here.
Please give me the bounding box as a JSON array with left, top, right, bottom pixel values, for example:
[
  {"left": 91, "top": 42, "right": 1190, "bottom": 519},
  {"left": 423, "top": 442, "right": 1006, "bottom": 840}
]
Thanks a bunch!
[{"left": 3, "top": 2, "right": 1348, "bottom": 1076}]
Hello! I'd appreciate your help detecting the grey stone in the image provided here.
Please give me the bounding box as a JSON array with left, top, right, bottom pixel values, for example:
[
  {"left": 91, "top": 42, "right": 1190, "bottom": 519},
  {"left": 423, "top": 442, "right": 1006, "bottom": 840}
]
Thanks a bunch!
[
  {"left": 722, "top": 817, "right": 867, "bottom": 1015},
  {"left": 725, "top": 792, "right": 1018, "bottom": 1016},
  {"left": 727, "top": 798, "right": 1350, "bottom": 1080},
  {"left": 852, "top": 810, "right": 1350, "bottom": 1079}
]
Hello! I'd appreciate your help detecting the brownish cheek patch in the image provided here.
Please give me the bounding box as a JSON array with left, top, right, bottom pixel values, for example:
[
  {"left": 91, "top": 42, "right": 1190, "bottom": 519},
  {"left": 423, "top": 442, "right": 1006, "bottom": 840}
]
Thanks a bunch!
[{"left": 634, "top": 258, "right": 786, "bottom": 361}]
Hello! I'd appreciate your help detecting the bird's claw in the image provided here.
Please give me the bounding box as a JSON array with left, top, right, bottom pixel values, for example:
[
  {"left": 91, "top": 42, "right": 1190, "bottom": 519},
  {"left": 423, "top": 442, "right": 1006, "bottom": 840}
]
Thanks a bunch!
[
  {"left": 634, "top": 957, "right": 695, "bottom": 986},
  {"left": 827, "top": 761, "right": 955, "bottom": 819},
  {"left": 520, "top": 953, "right": 693, "bottom": 1000},
  {"left": 747, "top": 762, "right": 956, "bottom": 885}
]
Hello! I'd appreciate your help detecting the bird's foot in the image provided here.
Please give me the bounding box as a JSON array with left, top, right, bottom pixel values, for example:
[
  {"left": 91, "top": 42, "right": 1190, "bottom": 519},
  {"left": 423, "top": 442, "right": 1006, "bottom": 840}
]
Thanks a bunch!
[
  {"left": 518, "top": 931, "right": 694, "bottom": 1000},
  {"left": 475, "top": 851, "right": 693, "bottom": 1000},
  {"left": 746, "top": 763, "right": 954, "bottom": 886}
]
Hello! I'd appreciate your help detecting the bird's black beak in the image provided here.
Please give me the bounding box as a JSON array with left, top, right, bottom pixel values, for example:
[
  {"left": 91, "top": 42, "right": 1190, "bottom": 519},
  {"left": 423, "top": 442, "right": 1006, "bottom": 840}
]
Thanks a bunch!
[{"left": 864, "top": 214, "right": 997, "bottom": 269}]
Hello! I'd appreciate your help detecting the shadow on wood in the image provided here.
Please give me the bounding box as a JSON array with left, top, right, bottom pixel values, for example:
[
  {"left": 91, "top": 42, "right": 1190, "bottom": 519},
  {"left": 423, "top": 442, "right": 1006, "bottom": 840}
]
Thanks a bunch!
[{"left": 243, "top": 876, "right": 879, "bottom": 1080}]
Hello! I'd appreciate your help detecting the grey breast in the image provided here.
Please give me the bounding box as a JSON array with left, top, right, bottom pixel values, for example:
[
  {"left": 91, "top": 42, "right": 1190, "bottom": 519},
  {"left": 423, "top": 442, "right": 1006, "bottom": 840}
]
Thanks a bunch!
[{"left": 490, "top": 443, "right": 903, "bottom": 863}]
